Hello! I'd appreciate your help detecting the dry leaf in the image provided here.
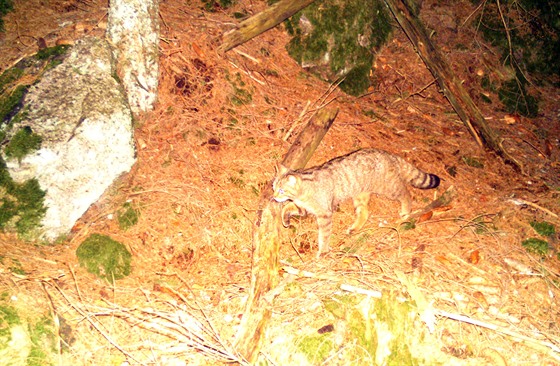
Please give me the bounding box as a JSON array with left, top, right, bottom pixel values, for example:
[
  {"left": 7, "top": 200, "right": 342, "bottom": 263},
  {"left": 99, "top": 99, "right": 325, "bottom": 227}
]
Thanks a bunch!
[
  {"left": 411, "top": 257, "right": 422, "bottom": 270},
  {"left": 468, "top": 249, "right": 480, "bottom": 264},
  {"left": 417, "top": 210, "right": 433, "bottom": 223},
  {"left": 433, "top": 205, "right": 452, "bottom": 213},
  {"left": 471, "top": 284, "right": 500, "bottom": 295},
  {"left": 436, "top": 255, "right": 451, "bottom": 265},
  {"left": 441, "top": 127, "right": 456, "bottom": 136},
  {"left": 503, "top": 114, "right": 519, "bottom": 125},
  {"left": 472, "top": 291, "right": 488, "bottom": 307},
  {"left": 137, "top": 138, "right": 147, "bottom": 149},
  {"left": 192, "top": 42, "right": 205, "bottom": 58},
  {"left": 481, "top": 348, "right": 507, "bottom": 366},
  {"left": 503, "top": 257, "right": 535, "bottom": 274},
  {"left": 56, "top": 38, "right": 74, "bottom": 46},
  {"left": 71, "top": 222, "right": 84, "bottom": 233}
]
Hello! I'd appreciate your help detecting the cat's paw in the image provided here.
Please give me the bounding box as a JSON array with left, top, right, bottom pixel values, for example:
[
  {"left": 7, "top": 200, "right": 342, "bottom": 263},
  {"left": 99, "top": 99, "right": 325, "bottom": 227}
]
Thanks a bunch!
[
  {"left": 316, "top": 244, "right": 330, "bottom": 258},
  {"left": 281, "top": 202, "right": 305, "bottom": 227}
]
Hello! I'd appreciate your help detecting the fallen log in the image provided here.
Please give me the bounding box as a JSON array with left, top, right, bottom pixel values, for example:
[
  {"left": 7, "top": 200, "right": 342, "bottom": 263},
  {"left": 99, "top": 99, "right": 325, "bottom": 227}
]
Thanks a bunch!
[
  {"left": 234, "top": 108, "right": 338, "bottom": 363},
  {"left": 220, "top": 0, "right": 317, "bottom": 53}
]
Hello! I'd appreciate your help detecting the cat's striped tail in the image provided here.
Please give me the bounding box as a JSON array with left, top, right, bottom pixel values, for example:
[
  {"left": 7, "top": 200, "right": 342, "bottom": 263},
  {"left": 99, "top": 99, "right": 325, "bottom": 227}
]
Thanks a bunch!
[{"left": 400, "top": 159, "right": 440, "bottom": 190}]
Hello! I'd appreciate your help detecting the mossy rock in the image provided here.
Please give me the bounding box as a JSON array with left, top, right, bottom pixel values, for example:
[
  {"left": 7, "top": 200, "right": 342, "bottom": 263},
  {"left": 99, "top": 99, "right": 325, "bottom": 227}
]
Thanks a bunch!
[
  {"left": 311, "top": 292, "right": 460, "bottom": 365},
  {"left": 285, "top": 0, "right": 392, "bottom": 96},
  {"left": 76, "top": 234, "right": 132, "bottom": 280},
  {"left": 0, "top": 44, "right": 70, "bottom": 133},
  {"left": 0, "top": 45, "right": 71, "bottom": 238}
]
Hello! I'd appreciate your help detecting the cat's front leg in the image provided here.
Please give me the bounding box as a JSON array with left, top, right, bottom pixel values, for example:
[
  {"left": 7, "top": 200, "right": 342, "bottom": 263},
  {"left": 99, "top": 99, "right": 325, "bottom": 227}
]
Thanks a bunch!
[
  {"left": 316, "top": 213, "right": 333, "bottom": 257},
  {"left": 281, "top": 202, "right": 306, "bottom": 227}
]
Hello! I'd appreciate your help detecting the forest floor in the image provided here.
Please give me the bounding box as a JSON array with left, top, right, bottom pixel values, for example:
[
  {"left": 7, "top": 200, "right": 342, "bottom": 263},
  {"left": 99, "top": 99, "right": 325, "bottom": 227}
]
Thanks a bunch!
[{"left": 0, "top": 0, "right": 559, "bottom": 364}]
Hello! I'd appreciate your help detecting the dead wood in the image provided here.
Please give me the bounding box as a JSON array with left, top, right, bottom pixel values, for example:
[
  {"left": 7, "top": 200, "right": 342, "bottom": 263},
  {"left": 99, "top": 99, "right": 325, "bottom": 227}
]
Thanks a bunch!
[
  {"left": 383, "top": 0, "right": 524, "bottom": 172},
  {"left": 407, "top": 185, "right": 457, "bottom": 220},
  {"left": 234, "top": 108, "right": 338, "bottom": 363},
  {"left": 220, "top": 0, "right": 317, "bottom": 53}
]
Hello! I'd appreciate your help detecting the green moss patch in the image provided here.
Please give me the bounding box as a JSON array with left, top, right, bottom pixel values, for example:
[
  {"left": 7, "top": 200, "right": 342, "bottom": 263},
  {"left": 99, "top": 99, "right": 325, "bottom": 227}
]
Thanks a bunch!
[
  {"left": 296, "top": 332, "right": 336, "bottom": 364},
  {"left": 285, "top": 0, "right": 392, "bottom": 96},
  {"left": 0, "top": 159, "right": 47, "bottom": 236},
  {"left": 201, "top": 0, "right": 235, "bottom": 12},
  {"left": 0, "top": 299, "right": 59, "bottom": 366},
  {"left": 522, "top": 221, "right": 556, "bottom": 258},
  {"left": 0, "top": 304, "right": 20, "bottom": 337},
  {"left": 34, "top": 45, "right": 70, "bottom": 61},
  {"left": 530, "top": 221, "right": 556, "bottom": 237},
  {"left": 27, "top": 316, "right": 56, "bottom": 366},
  {"left": 117, "top": 202, "right": 140, "bottom": 231},
  {"left": 498, "top": 78, "right": 538, "bottom": 117},
  {"left": 4, "top": 126, "right": 42, "bottom": 162},
  {"left": 0, "top": 0, "right": 13, "bottom": 32},
  {"left": 76, "top": 234, "right": 132, "bottom": 281},
  {"left": 226, "top": 71, "right": 253, "bottom": 106},
  {"left": 475, "top": 0, "right": 559, "bottom": 85},
  {"left": 472, "top": 0, "right": 560, "bottom": 115},
  {"left": 0, "top": 84, "right": 27, "bottom": 127},
  {"left": 303, "top": 292, "right": 446, "bottom": 365},
  {"left": 461, "top": 156, "right": 484, "bottom": 169},
  {"left": 521, "top": 238, "right": 549, "bottom": 257}
]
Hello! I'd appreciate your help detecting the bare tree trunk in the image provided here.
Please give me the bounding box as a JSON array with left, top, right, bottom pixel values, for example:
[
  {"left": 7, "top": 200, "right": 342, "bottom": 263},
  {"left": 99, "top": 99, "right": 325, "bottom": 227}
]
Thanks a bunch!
[
  {"left": 220, "top": 0, "right": 317, "bottom": 53},
  {"left": 384, "top": 0, "right": 523, "bottom": 172},
  {"left": 107, "top": 0, "right": 160, "bottom": 113},
  {"left": 234, "top": 108, "right": 338, "bottom": 363}
]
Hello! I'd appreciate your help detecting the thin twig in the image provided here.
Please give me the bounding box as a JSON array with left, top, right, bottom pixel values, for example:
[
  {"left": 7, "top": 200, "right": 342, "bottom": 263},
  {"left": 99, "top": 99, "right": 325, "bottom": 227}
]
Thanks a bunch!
[
  {"left": 233, "top": 49, "right": 261, "bottom": 64},
  {"left": 508, "top": 198, "right": 559, "bottom": 219},
  {"left": 283, "top": 100, "right": 310, "bottom": 141},
  {"left": 48, "top": 281, "right": 141, "bottom": 363}
]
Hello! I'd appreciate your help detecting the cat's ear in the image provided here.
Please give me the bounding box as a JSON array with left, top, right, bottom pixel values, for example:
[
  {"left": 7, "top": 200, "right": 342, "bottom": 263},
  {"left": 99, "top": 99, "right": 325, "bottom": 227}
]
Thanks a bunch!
[
  {"left": 275, "top": 163, "right": 290, "bottom": 176},
  {"left": 286, "top": 174, "right": 299, "bottom": 186}
]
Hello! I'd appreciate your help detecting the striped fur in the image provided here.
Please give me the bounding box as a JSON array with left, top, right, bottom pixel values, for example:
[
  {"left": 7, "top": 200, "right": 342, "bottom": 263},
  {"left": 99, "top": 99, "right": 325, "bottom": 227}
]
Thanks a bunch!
[{"left": 272, "top": 148, "right": 440, "bottom": 256}]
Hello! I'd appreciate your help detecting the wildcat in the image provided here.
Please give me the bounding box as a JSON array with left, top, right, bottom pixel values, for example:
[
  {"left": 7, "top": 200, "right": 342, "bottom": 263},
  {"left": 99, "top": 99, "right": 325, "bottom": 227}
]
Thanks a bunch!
[{"left": 272, "top": 148, "right": 440, "bottom": 256}]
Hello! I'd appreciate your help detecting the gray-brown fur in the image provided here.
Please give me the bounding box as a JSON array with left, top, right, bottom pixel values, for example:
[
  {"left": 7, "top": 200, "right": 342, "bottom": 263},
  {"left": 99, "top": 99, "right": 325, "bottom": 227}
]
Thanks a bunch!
[{"left": 272, "top": 148, "right": 440, "bottom": 256}]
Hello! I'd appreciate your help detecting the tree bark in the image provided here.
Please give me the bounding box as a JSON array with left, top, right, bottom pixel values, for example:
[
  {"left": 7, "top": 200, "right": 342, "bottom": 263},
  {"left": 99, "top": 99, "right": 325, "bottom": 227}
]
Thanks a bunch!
[
  {"left": 383, "top": 0, "right": 523, "bottom": 172},
  {"left": 234, "top": 108, "right": 338, "bottom": 363},
  {"left": 220, "top": 0, "right": 317, "bottom": 53}
]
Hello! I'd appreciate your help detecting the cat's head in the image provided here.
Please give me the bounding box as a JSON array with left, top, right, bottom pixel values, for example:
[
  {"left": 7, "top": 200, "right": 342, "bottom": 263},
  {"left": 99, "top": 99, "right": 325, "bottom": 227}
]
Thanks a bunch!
[{"left": 272, "top": 164, "right": 301, "bottom": 203}]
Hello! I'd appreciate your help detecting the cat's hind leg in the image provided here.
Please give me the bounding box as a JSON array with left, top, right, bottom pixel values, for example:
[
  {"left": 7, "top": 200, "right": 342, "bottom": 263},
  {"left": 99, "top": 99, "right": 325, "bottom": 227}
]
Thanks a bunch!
[
  {"left": 347, "top": 192, "right": 371, "bottom": 234},
  {"left": 393, "top": 184, "right": 412, "bottom": 218},
  {"left": 316, "top": 213, "right": 333, "bottom": 257}
]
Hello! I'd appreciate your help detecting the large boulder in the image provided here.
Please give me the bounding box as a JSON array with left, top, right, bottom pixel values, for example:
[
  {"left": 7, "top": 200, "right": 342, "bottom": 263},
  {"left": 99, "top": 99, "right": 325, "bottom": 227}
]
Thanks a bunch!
[
  {"left": 285, "top": 0, "right": 392, "bottom": 96},
  {"left": 2, "top": 37, "right": 136, "bottom": 241}
]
